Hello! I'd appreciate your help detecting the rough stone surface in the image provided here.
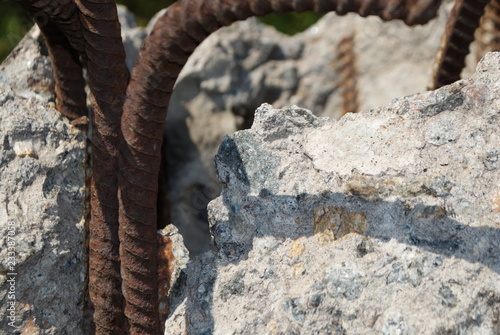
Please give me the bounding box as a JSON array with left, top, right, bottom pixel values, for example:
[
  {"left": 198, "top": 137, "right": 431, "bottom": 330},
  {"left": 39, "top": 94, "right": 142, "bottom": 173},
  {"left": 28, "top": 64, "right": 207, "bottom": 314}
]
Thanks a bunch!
[
  {"left": 165, "top": 54, "right": 500, "bottom": 334},
  {"left": 0, "top": 27, "right": 88, "bottom": 334},
  {"left": 161, "top": 4, "right": 484, "bottom": 255}
]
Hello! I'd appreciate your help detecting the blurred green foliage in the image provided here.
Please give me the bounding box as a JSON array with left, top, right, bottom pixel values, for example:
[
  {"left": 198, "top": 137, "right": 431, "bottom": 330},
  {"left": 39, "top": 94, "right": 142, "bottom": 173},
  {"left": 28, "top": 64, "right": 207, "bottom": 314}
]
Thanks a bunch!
[
  {"left": 0, "top": 0, "right": 321, "bottom": 63},
  {"left": 0, "top": 2, "right": 33, "bottom": 62},
  {"left": 259, "top": 12, "right": 323, "bottom": 35}
]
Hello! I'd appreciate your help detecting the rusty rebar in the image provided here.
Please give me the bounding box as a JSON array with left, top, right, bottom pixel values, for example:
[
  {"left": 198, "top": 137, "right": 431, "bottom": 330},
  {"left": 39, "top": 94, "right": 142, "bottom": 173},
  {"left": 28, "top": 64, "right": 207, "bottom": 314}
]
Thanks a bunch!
[
  {"left": 73, "top": 0, "right": 130, "bottom": 333},
  {"left": 18, "top": 0, "right": 140, "bottom": 333},
  {"left": 20, "top": 0, "right": 132, "bottom": 332},
  {"left": 336, "top": 33, "right": 360, "bottom": 115},
  {"left": 476, "top": 0, "right": 500, "bottom": 61},
  {"left": 40, "top": 23, "right": 88, "bottom": 120},
  {"left": 431, "top": 0, "right": 489, "bottom": 89},
  {"left": 119, "top": 0, "right": 441, "bottom": 333},
  {"left": 15, "top": 0, "right": 87, "bottom": 120}
]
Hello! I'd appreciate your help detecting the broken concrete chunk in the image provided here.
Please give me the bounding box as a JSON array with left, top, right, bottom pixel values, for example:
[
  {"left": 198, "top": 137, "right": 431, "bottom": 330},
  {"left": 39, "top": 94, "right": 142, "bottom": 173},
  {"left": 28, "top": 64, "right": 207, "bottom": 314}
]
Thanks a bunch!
[{"left": 167, "top": 54, "right": 499, "bottom": 334}]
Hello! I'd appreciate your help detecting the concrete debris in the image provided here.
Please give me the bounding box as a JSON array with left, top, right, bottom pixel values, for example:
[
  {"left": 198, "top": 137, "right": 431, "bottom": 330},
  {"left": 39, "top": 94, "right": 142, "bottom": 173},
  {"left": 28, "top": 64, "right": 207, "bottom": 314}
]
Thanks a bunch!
[
  {"left": 0, "top": 5, "right": 498, "bottom": 334},
  {"left": 166, "top": 54, "right": 499, "bottom": 334}
]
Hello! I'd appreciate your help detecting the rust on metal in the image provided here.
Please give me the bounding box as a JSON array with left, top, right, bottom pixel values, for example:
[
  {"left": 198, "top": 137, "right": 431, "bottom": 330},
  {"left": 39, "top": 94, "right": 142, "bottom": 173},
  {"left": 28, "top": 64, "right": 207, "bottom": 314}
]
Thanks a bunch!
[
  {"left": 431, "top": 0, "right": 489, "bottom": 89},
  {"left": 19, "top": 0, "right": 131, "bottom": 333},
  {"left": 15, "top": 0, "right": 87, "bottom": 120},
  {"left": 40, "top": 23, "right": 88, "bottom": 120},
  {"left": 74, "top": 0, "right": 130, "bottom": 333},
  {"left": 336, "top": 33, "right": 360, "bottom": 115}
]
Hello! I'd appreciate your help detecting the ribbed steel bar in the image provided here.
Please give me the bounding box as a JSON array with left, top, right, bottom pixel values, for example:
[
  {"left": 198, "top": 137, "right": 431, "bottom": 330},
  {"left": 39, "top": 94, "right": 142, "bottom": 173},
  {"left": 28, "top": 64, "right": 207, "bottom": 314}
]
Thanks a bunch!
[
  {"left": 40, "top": 23, "right": 88, "bottom": 120},
  {"left": 73, "top": 0, "right": 130, "bottom": 333},
  {"left": 431, "top": 0, "right": 489, "bottom": 89},
  {"left": 119, "top": 0, "right": 442, "bottom": 333},
  {"left": 19, "top": 0, "right": 131, "bottom": 332},
  {"left": 15, "top": 0, "right": 87, "bottom": 120},
  {"left": 337, "top": 33, "right": 360, "bottom": 115}
]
